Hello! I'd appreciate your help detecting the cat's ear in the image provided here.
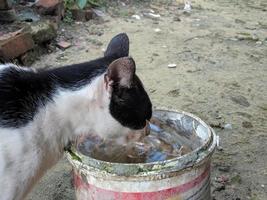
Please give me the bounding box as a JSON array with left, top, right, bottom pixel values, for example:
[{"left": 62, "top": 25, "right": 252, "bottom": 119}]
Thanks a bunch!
[
  {"left": 104, "top": 57, "right": 135, "bottom": 90},
  {"left": 104, "top": 33, "right": 129, "bottom": 59}
]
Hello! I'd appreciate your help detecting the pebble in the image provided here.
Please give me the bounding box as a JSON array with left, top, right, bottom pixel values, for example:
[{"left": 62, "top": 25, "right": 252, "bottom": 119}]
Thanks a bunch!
[
  {"left": 215, "top": 175, "right": 229, "bottom": 183},
  {"left": 230, "top": 95, "right": 250, "bottom": 107},
  {"left": 57, "top": 41, "right": 72, "bottom": 50},
  {"left": 144, "top": 13, "right": 161, "bottom": 19},
  {"left": 184, "top": 1, "right": 192, "bottom": 12},
  {"left": 132, "top": 15, "right": 141, "bottom": 20},
  {"left": 224, "top": 123, "right": 232, "bottom": 130},
  {"left": 168, "top": 63, "right": 177, "bottom": 68},
  {"left": 92, "top": 8, "right": 105, "bottom": 17}
]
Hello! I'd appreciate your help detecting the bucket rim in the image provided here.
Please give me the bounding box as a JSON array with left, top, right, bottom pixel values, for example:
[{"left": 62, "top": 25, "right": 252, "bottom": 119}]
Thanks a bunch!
[{"left": 66, "top": 108, "right": 217, "bottom": 176}]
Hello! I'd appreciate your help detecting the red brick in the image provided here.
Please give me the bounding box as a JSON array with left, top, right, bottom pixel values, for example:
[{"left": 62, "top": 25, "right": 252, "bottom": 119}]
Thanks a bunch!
[
  {"left": 36, "top": 0, "right": 60, "bottom": 9},
  {"left": 35, "top": 0, "right": 64, "bottom": 18},
  {"left": 0, "top": 32, "right": 34, "bottom": 60}
]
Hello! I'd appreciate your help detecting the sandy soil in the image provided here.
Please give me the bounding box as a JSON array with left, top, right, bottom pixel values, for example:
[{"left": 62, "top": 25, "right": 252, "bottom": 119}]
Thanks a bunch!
[{"left": 27, "top": 0, "right": 267, "bottom": 199}]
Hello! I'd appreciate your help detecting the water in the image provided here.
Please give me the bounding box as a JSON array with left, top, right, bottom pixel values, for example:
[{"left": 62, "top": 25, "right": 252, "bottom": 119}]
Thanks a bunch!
[{"left": 77, "top": 116, "right": 202, "bottom": 163}]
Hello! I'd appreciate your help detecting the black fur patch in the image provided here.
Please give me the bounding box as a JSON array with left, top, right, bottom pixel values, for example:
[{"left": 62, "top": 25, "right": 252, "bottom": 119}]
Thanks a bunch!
[{"left": 109, "top": 75, "right": 152, "bottom": 129}]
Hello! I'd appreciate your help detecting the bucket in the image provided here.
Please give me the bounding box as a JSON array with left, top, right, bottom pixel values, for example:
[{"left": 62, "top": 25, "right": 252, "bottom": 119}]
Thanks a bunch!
[{"left": 66, "top": 109, "right": 217, "bottom": 200}]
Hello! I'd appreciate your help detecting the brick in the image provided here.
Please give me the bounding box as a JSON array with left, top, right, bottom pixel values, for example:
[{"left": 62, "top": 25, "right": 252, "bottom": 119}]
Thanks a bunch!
[
  {"left": 36, "top": 0, "right": 64, "bottom": 17},
  {"left": 36, "top": 0, "right": 60, "bottom": 9},
  {"left": 0, "top": 0, "right": 12, "bottom": 10},
  {"left": 0, "top": 32, "right": 34, "bottom": 60}
]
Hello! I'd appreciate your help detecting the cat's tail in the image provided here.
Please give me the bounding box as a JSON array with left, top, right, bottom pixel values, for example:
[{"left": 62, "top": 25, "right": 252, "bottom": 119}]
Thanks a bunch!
[{"left": 104, "top": 33, "right": 129, "bottom": 59}]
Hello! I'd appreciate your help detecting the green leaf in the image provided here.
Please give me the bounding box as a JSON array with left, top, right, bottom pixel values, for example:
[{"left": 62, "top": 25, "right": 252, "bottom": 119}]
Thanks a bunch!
[
  {"left": 76, "top": 0, "right": 87, "bottom": 9},
  {"left": 88, "top": 0, "right": 100, "bottom": 7}
]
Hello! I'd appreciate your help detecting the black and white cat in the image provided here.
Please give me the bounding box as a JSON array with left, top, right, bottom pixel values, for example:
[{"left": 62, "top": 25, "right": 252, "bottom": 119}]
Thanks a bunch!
[{"left": 0, "top": 33, "right": 152, "bottom": 200}]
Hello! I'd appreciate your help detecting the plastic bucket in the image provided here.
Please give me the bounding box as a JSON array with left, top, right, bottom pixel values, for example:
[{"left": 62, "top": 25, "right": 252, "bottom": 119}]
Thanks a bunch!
[{"left": 66, "top": 109, "right": 217, "bottom": 200}]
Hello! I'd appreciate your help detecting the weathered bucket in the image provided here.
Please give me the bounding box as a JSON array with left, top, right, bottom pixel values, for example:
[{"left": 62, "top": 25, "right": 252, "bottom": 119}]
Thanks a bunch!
[{"left": 66, "top": 109, "right": 217, "bottom": 200}]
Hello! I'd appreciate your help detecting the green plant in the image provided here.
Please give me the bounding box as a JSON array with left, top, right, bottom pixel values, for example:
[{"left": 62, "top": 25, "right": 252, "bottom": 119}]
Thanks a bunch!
[
  {"left": 63, "top": 10, "right": 74, "bottom": 24},
  {"left": 64, "top": 0, "right": 75, "bottom": 10}
]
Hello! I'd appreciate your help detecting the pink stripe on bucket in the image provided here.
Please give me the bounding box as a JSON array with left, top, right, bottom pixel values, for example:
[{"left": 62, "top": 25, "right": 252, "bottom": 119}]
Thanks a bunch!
[{"left": 74, "top": 165, "right": 210, "bottom": 200}]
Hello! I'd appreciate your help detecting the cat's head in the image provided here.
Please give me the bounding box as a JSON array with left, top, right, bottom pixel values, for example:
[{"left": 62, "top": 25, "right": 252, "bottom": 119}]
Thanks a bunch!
[
  {"left": 96, "top": 33, "right": 152, "bottom": 139},
  {"left": 105, "top": 56, "right": 152, "bottom": 130}
]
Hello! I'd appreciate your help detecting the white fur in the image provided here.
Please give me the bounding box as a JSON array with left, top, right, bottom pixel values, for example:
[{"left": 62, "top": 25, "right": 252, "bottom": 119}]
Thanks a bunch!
[{"left": 0, "top": 67, "right": 130, "bottom": 200}]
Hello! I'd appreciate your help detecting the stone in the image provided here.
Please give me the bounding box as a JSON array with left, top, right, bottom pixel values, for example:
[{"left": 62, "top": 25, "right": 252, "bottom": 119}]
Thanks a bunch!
[
  {"left": 17, "top": 9, "right": 40, "bottom": 22},
  {"left": 215, "top": 175, "right": 229, "bottom": 183},
  {"left": 56, "top": 41, "right": 71, "bottom": 50},
  {"left": 0, "top": 9, "right": 16, "bottom": 23},
  {"left": 143, "top": 12, "right": 161, "bottom": 20},
  {"left": 168, "top": 63, "right": 177, "bottom": 68},
  {"left": 35, "top": 0, "right": 64, "bottom": 20},
  {"left": 230, "top": 95, "right": 250, "bottom": 107},
  {"left": 0, "top": 0, "right": 12, "bottom": 10},
  {"left": 223, "top": 123, "right": 232, "bottom": 130},
  {"left": 30, "top": 21, "right": 57, "bottom": 43},
  {"left": 0, "top": 32, "right": 34, "bottom": 60},
  {"left": 132, "top": 14, "right": 141, "bottom": 20}
]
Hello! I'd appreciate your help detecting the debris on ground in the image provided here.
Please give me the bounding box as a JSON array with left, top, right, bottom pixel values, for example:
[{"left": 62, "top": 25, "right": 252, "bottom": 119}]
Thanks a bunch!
[
  {"left": 154, "top": 28, "right": 161, "bottom": 32},
  {"left": 56, "top": 40, "right": 71, "bottom": 50},
  {"left": 132, "top": 14, "right": 141, "bottom": 20},
  {"left": 223, "top": 123, "right": 232, "bottom": 130},
  {"left": 168, "top": 63, "right": 177, "bottom": 68}
]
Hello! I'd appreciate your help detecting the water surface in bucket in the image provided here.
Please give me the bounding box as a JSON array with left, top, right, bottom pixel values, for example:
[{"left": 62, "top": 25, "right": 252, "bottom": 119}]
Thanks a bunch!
[{"left": 77, "top": 116, "right": 203, "bottom": 163}]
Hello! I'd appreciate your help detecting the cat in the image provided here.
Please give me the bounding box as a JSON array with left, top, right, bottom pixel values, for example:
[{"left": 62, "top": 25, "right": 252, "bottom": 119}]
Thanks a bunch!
[{"left": 0, "top": 33, "right": 152, "bottom": 200}]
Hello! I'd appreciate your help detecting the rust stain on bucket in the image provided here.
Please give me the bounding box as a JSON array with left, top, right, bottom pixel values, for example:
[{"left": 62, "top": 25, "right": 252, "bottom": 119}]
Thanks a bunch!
[{"left": 66, "top": 109, "right": 217, "bottom": 200}]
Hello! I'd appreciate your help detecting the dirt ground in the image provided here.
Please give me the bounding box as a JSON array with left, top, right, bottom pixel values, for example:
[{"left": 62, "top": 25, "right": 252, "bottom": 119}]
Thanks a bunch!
[{"left": 27, "top": 0, "right": 267, "bottom": 199}]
